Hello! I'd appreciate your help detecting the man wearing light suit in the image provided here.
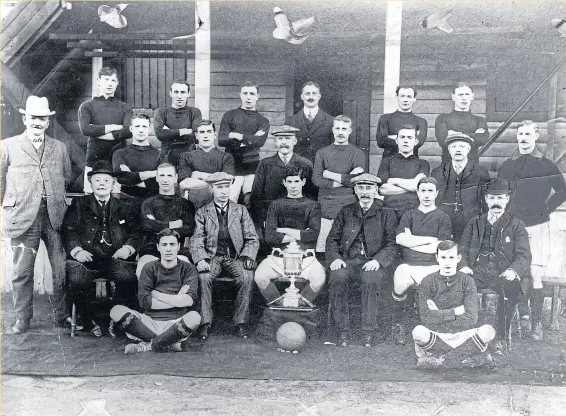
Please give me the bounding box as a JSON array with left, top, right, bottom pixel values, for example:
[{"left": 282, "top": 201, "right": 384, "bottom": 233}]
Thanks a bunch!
[
  {"left": 287, "top": 81, "right": 334, "bottom": 164},
  {"left": 1, "top": 96, "right": 72, "bottom": 334},
  {"left": 189, "top": 172, "right": 259, "bottom": 340}
]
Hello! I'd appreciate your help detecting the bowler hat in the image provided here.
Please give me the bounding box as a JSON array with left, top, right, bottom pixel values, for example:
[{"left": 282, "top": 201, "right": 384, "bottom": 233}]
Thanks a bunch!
[
  {"left": 484, "top": 178, "right": 510, "bottom": 195},
  {"left": 19, "top": 96, "right": 56, "bottom": 116},
  {"left": 87, "top": 161, "right": 116, "bottom": 178},
  {"left": 205, "top": 171, "right": 234, "bottom": 185}
]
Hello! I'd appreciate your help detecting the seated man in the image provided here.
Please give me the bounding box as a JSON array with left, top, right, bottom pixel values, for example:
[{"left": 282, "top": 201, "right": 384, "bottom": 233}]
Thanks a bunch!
[
  {"left": 413, "top": 240, "right": 496, "bottom": 369},
  {"left": 459, "top": 178, "right": 531, "bottom": 353},
  {"left": 178, "top": 120, "right": 235, "bottom": 209},
  {"left": 250, "top": 125, "right": 315, "bottom": 229},
  {"left": 391, "top": 177, "right": 452, "bottom": 345},
  {"left": 110, "top": 228, "right": 201, "bottom": 354},
  {"left": 154, "top": 79, "right": 202, "bottom": 166},
  {"left": 137, "top": 163, "right": 195, "bottom": 277},
  {"left": 254, "top": 164, "right": 325, "bottom": 305},
  {"left": 312, "top": 115, "right": 365, "bottom": 252},
  {"left": 326, "top": 174, "right": 398, "bottom": 347},
  {"left": 62, "top": 161, "right": 142, "bottom": 337},
  {"left": 378, "top": 124, "right": 430, "bottom": 220},
  {"left": 189, "top": 172, "right": 260, "bottom": 340},
  {"left": 112, "top": 112, "right": 160, "bottom": 199}
]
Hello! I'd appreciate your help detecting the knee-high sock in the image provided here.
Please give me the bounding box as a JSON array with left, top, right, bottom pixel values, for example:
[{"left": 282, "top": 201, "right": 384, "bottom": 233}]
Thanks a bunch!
[
  {"left": 442, "top": 335, "right": 487, "bottom": 368},
  {"left": 115, "top": 312, "right": 156, "bottom": 342},
  {"left": 530, "top": 289, "right": 544, "bottom": 326},
  {"left": 259, "top": 281, "right": 281, "bottom": 303},
  {"left": 151, "top": 319, "right": 195, "bottom": 352}
]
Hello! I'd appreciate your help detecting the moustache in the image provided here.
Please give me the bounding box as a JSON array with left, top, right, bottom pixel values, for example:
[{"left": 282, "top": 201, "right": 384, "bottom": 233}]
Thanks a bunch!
[
  {"left": 278, "top": 145, "right": 290, "bottom": 148},
  {"left": 490, "top": 204, "right": 503, "bottom": 210}
]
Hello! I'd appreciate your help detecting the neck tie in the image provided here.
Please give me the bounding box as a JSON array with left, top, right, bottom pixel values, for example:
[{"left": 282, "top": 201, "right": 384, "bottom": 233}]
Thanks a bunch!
[
  {"left": 488, "top": 212, "right": 498, "bottom": 225},
  {"left": 306, "top": 111, "right": 314, "bottom": 123},
  {"left": 454, "top": 164, "right": 463, "bottom": 175},
  {"left": 282, "top": 155, "right": 289, "bottom": 165}
]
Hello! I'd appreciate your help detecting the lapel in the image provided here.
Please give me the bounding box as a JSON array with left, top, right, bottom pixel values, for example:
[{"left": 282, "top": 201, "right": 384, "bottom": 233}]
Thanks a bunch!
[
  {"left": 85, "top": 194, "right": 102, "bottom": 216},
  {"left": 205, "top": 202, "right": 218, "bottom": 227},
  {"left": 295, "top": 111, "right": 308, "bottom": 132},
  {"left": 308, "top": 110, "right": 326, "bottom": 136},
  {"left": 461, "top": 161, "right": 475, "bottom": 181},
  {"left": 272, "top": 153, "right": 286, "bottom": 168},
  {"left": 17, "top": 133, "right": 41, "bottom": 164},
  {"left": 41, "top": 135, "right": 57, "bottom": 164},
  {"left": 477, "top": 213, "right": 487, "bottom": 245},
  {"left": 227, "top": 203, "right": 239, "bottom": 228}
]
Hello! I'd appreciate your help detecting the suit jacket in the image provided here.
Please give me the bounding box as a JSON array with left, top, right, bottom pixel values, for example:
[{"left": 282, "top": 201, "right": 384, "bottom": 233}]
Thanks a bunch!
[
  {"left": 190, "top": 201, "right": 259, "bottom": 263},
  {"left": 459, "top": 212, "right": 531, "bottom": 278},
  {"left": 250, "top": 153, "right": 315, "bottom": 224},
  {"left": 287, "top": 109, "right": 334, "bottom": 162},
  {"left": 325, "top": 200, "right": 398, "bottom": 267},
  {"left": 62, "top": 193, "right": 143, "bottom": 256},
  {"left": 1, "top": 132, "right": 72, "bottom": 237},
  {"left": 431, "top": 160, "right": 490, "bottom": 221}
]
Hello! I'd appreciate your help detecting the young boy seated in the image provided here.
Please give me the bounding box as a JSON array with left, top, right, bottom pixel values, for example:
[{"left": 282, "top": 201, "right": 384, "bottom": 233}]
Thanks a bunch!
[
  {"left": 110, "top": 229, "right": 201, "bottom": 354},
  {"left": 412, "top": 240, "right": 496, "bottom": 369}
]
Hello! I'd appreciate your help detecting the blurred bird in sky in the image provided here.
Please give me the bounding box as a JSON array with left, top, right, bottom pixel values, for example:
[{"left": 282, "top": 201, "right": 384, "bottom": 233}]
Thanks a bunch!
[
  {"left": 272, "top": 7, "right": 314, "bottom": 44},
  {"left": 422, "top": 9, "right": 453, "bottom": 33},
  {"left": 551, "top": 18, "right": 566, "bottom": 37},
  {"left": 98, "top": 3, "right": 128, "bottom": 29}
]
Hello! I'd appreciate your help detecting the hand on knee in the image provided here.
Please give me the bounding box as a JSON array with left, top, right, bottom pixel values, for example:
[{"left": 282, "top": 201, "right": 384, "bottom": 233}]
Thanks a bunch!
[
  {"left": 182, "top": 311, "right": 201, "bottom": 329},
  {"left": 110, "top": 305, "right": 131, "bottom": 322},
  {"left": 412, "top": 325, "right": 431, "bottom": 344},
  {"left": 477, "top": 324, "right": 496, "bottom": 343}
]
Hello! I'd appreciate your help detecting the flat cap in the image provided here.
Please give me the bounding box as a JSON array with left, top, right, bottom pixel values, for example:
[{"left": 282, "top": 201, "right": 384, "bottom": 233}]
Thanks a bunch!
[
  {"left": 445, "top": 132, "right": 474, "bottom": 146},
  {"left": 205, "top": 171, "right": 235, "bottom": 185},
  {"left": 351, "top": 173, "right": 381, "bottom": 186},
  {"left": 272, "top": 125, "right": 300, "bottom": 136}
]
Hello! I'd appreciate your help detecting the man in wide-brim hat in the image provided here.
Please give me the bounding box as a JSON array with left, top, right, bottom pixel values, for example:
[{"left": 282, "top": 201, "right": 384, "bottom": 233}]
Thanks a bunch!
[{"left": 1, "top": 96, "right": 72, "bottom": 334}]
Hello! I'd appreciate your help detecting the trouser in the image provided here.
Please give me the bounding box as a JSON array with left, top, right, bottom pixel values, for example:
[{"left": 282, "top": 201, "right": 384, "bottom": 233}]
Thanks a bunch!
[
  {"left": 198, "top": 256, "right": 254, "bottom": 325},
  {"left": 328, "top": 257, "right": 386, "bottom": 332},
  {"left": 229, "top": 174, "right": 255, "bottom": 203},
  {"left": 67, "top": 258, "right": 137, "bottom": 324},
  {"left": 11, "top": 203, "right": 68, "bottom": 323},
  {"left": 474, "top": 263, "right": 523, "bottom": 339},
  {"left": 111, "top": 307, "right": 201, "bottom": 352},
  {"left": 392, "top": 264, "right": 440, "bottom": 325}
]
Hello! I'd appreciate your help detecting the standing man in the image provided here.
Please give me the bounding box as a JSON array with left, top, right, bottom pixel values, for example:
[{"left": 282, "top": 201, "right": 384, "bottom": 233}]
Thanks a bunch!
[
  {"left": 62, "top": 161, "right": 141, "bottom": 337},
  {"left": 1, "top": 96, "right": 72, "bottom": 333},
  {"left": 250, "top": 125, "right": 315, "bottom": 228},
  {"left": 459, "top": 178, "right": 531, "bottom": 353},
  {"left": 153, "top": 80, "right": 202, "bottom": 166},
  {"left": 378, "top": 124, "right": 430, "bottom": 220},
  {"left": 326, "top": 174, "right": 398, "bottom": 347},
  {"left": 376, "top": 85, "right": 428, "bottom": 159},
  {"left": 412, "top": 240, "right": 496, "bottom": 369},
  {"left": 189, "top": 172, "right": 259, "bottom": 340},
  {"left": 287, "top": 81, "right": 334, "bottom": 163},
  {"left": 218, "top": 81, "right": 270, "bottom": 206},
  {"left": 431, "top": 132, "right": 490, "bottom": 242},
  {"left": 79, "top": 67, "right": 132, "bottom": 193},
  {"left": 498, "top": 120, "right": 566, "bottom": 340},
  {"left": 112, "top": 113, "right": 160, "bottom": 199},
  {"left": 178, "top": 120, "right": 235, "bottom": 209},
  {"left": 110, "top": 229, "right": 201, "bottom": 355},
  {"left": 137, "top": 163, "right": 195, "bottom": 277},
  {"left": 254, "top": 164, "right": 325, "bottom": 305},
  {"left": 391, "top": 177, "right": 452, "bottom": 345},
  {"left": 435, "top": 82, "right": 489, "bottom": 162},
  {"left": 312, "top": 115, "right": 365, "bottom": 252}
]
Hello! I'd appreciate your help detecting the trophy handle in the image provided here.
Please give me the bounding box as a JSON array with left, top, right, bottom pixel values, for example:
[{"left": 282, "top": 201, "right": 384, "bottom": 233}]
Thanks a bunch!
[
  {"left": 271, "top": 248, "right": 283, "bottom": 256},
  {"left": 303, "top": 249, "right": 316, "bottom": 258}
]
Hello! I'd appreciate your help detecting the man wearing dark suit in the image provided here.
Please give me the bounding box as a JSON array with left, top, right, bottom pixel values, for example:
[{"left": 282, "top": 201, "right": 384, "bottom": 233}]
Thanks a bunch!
[
  {"left": 326, "top": 173, "right": 398, "bottom": 347},
  {"left": 189, "top": 172, "right": 259, "bottom": 340},
  {"left": 287, "top": 81, "right": 334, "bottom": 163},
  {"left": 62, "top": 161, "right": 142, "bottom": 337},
  {"left": 459, "top": 178, "right": 531, "bottom": 353},
  {"left": 1, "top": 96, "right": 72, "bottom": 334}
]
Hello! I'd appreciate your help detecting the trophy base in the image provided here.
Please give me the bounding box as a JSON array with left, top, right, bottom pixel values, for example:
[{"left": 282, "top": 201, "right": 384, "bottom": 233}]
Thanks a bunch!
[{"left": 267, "top": 293, "right": 315, "bottom": 310}]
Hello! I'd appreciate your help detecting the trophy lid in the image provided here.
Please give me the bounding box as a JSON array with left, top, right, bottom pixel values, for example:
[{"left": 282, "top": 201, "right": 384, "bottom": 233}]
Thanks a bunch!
[{"left": 285, "top": 239, "right": 302, "bottom": 254}]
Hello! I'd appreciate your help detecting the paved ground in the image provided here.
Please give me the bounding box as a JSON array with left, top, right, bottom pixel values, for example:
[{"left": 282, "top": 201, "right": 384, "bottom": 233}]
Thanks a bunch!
[{"left": 2, "top": 374, "right": 566, "bottom": 416}]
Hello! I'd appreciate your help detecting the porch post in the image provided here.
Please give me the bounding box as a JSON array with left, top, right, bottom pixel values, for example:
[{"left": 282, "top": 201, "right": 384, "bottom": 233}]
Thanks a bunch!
[
  {"left": 383, "top": 1, "right": 402, "bottom": 113},
  {"left": 91, "top": 49, "right": 103, "bottom": 98},
  {"left": 194, "top": 0, "right": 211, "bottom": 119}
]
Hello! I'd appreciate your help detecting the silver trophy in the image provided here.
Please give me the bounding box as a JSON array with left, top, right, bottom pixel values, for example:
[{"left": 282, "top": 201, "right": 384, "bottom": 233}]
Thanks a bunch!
[{"left": 267, "top": 240, "right": 316, "bottom": 310}]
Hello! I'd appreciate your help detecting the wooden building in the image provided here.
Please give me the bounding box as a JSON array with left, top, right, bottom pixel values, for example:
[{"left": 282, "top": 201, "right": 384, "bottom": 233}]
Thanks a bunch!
[{"left": 2, "top": 0, "right": 566, "bottom": 292}]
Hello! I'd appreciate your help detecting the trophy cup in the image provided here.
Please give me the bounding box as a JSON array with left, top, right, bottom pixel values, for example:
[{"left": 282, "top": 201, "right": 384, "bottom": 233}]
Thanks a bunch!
[{"left": 267, "top": 240, "right": 316, "bottom": 310}]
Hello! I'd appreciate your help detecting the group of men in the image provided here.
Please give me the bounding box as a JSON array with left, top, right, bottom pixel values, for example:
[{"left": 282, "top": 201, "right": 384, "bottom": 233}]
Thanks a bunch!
[{"left": 2, "top": 68, "right": 566, "bottom": 368}]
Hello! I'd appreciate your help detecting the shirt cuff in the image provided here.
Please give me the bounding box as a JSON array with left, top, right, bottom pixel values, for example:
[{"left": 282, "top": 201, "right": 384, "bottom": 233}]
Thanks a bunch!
[
  {"left": 507, "top": 268, "right": 520, "bottom": 281},
  {"left": 70, "top": 247, "right": 83, "bottom": 259},
  {"left": 124, "top": 245, "right": 135, "bottom": 257}
]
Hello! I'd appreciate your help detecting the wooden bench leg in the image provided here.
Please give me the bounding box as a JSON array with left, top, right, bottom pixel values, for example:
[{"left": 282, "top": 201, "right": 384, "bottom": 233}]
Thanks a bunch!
[{"left": 550, "top": 285, "right": 561, "bottom": 331}]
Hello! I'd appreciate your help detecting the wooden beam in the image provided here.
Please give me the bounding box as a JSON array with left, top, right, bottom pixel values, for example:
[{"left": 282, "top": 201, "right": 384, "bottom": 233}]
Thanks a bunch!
[
  {"left": 383, "top": 1, "right": 402, "bottom": 114},
  {"left": 50, "top": 33, "right": 191, "bottom": 41},
  {"left": 194, "top": 1, "right": 211, "bottom": 119}
]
